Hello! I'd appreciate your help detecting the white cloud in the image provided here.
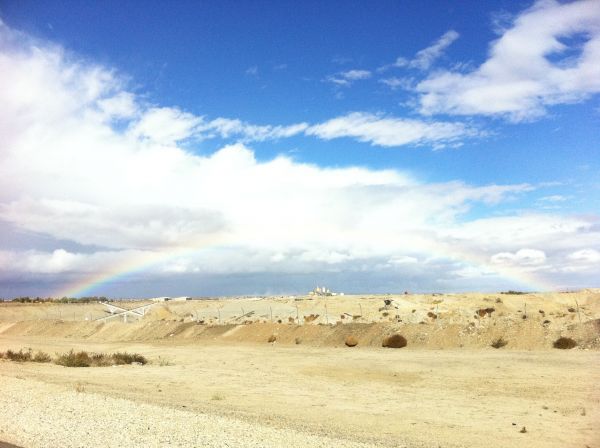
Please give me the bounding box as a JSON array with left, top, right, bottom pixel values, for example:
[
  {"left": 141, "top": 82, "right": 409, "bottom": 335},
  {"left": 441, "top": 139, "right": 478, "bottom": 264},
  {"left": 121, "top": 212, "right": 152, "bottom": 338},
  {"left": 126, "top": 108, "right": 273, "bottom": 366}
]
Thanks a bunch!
[
  {"left": 568, "top": 249, "right": 600, "bottom": 263},
  {"left": 417, "top": 0, "right": 600, "bottom": 120},
  {"left": 0, "top": 21, "right": 599, "bottom": 293},
  {"left": 491, "top": 248, "right": 547, "bottom": 266},
  {"left": 306, "top": 112, "right": 478, "bottom": 147},
  {"left": 379, "top": 77, "right": 413, "bottom": 90},
  {"left": 340, "top": 69, "right": 371, "bottom": 80},
  {"left": 200, "top": 118, "right": 309, "bottom": 142},
  {"left": 407, "top": 30, "right": 459, "bottom": 70},
  {"left": 129, "top": 107, "right": 203, "bottom": 145},
  {"left": 378, "top": 30, "right": 459, "bottom": 73},
  {"left": 326, "top": 69, "right": 372, "bottom": 86}
]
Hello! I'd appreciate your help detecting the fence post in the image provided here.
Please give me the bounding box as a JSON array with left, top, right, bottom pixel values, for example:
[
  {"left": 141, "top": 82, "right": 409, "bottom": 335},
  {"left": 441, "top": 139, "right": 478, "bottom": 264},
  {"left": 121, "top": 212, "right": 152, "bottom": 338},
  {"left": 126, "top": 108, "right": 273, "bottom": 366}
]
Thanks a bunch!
[
  {"left": 218, "top": 309, "right": 221, "bottom": 325},
  {"left": 270, "top": 306, "right": 273, "bottom": 323},
  {"left": 325, "top": 304, "right": 329, "bottom": 324},
  {"left": 575, "top": 300, "right": 582, "bottom": 324},
  {"left": 296, "top": 305, "right": 299, "bottom": 325},
  {"left": 359, "top": 303, "right": 362, "bottom": 317}
]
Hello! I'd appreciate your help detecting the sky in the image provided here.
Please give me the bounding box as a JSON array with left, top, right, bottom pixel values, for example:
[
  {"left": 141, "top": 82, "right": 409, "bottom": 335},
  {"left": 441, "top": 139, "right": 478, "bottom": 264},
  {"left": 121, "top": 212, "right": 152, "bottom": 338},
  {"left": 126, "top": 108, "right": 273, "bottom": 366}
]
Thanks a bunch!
[{"left": 0, "top": 0, "right": 599, "bottom": 298}]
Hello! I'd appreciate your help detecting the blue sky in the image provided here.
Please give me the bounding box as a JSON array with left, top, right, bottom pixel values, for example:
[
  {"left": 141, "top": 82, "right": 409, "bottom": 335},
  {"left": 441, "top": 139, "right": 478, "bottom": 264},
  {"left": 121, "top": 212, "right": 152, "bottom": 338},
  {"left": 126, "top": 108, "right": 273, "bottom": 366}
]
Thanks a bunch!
[{"left": 0, "top": 0, "right": 599, "bottom": 297}]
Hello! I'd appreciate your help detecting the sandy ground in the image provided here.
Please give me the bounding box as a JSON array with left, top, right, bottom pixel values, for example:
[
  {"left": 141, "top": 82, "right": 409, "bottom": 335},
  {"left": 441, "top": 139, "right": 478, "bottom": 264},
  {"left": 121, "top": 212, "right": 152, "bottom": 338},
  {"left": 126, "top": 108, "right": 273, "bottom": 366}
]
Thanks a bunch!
[
  {"left": 1, "top": 336, "right": 599, "bottom": 448},
  {"left": 1, "top": 292, "right": 599, "bottom": 447}
]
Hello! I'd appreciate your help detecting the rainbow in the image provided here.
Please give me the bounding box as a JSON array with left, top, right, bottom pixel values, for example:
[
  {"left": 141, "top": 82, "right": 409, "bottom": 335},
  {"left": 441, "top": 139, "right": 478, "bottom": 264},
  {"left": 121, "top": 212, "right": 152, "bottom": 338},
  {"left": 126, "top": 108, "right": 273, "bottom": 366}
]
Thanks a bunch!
[{"left": 55, "top": 236, "right": 557, "bottom": 298}]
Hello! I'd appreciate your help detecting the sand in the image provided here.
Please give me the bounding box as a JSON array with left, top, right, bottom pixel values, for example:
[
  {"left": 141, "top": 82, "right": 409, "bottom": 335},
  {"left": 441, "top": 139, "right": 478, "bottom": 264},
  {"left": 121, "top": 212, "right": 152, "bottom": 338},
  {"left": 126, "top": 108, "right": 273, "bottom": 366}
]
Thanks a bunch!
[{"left": 0, "top": 291, "right": 599, "bottom": 447}]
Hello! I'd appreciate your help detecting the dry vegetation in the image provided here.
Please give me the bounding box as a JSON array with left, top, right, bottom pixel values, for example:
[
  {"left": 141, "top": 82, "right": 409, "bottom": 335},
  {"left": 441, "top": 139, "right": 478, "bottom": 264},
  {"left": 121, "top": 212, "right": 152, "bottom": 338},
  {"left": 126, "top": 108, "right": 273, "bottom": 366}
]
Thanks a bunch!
[
  {"left": 553, "top": 336, "right": 577, "bottom": 349},
  {"left": 381, "top": 334, "right": 407, "bottom": 348},
  {"left": 0, "top": 348, "right": 147, "bottom": 367}
]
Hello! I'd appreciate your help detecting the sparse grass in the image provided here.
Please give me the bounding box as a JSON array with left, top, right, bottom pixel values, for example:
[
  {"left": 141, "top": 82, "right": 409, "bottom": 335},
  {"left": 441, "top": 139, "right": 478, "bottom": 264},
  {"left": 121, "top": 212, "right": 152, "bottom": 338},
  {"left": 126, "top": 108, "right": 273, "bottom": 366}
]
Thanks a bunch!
[
  {"left": 74, "top": 382, "right": 85, "bottom": 393},
  {"left": 211, "top": 392, "right": 225, "bottom": 401},
  {"left": 267, "top": 334, "right": 277, "bottom": 343},
  {"left": 491, "top": 337, "right": 508, "bottom": 349},
  {"left": 156, "top": 356, "right": 173, "bottom": 366},
  {"left": 553, "top": 337, "right": 577, "bottom": 349}
]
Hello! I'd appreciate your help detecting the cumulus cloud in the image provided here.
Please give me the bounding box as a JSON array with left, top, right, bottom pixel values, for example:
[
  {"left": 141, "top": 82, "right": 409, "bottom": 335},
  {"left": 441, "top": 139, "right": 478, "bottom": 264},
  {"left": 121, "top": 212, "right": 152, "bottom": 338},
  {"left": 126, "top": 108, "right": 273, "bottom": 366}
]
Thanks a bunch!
[
  {"left": 568, "top": 249, "right": 600, "bottom": 263},
  {"left": 416, "top": 0, "right": 600, "bottom": 120},
  {"left": 491, "top": 248, "right": 547, "bottom": 266},
  {"left": 0, "top": 21, "right": 599, "bottom": 294}
]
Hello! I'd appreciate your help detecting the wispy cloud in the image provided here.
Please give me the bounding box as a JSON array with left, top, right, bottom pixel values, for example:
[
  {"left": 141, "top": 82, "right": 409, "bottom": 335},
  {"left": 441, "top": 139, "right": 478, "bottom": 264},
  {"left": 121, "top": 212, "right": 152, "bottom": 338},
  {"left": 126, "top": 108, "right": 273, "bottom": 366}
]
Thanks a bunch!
[
  {"left": 245, "top": 65, "right": 258, "bottom": 76},
  {"left": 402, "top": 30, "right": 459, "bottom": 70},
  {"left": 378, "top": 30, "right": 459, "bottom": 73},
  {"left": 326, "top": 69, "right": 372, "bottom": 86},
  {"left": 378, "top": 76, "right": 413, "bottom": 90},
  {"left": 416, "top": 0, "right": 600, "bottom": 120},
  {"left": 306, "top": 112, "right": 478, "bottom": 148}
]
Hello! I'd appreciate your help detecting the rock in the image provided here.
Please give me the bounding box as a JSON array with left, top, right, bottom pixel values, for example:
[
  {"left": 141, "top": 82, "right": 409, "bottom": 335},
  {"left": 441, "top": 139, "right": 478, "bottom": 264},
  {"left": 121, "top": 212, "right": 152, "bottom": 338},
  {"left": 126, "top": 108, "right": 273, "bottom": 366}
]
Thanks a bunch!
[{"left": 344, "top": 335, "right": 358, "bottom": 347}]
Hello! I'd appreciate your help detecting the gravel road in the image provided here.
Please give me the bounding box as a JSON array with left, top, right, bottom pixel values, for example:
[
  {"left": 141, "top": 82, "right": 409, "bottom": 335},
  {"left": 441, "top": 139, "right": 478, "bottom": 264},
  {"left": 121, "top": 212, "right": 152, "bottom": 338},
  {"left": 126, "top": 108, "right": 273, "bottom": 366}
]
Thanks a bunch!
[{"left": 0, "top": 376, "right": 383, "bottom": 448}]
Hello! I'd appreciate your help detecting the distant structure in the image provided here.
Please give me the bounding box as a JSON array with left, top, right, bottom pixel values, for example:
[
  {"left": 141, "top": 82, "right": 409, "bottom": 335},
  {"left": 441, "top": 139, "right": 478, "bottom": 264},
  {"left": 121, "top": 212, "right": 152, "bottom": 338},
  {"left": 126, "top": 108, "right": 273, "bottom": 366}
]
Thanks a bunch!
[
  {"left": 309, "top": 286, "right": 342, "bottom": 297},
  {"left": 150, "top": 297, "right": 171, "bottom": 302},
  {"left": 171, "top": 296, "right": 192, "bottom": 301}
]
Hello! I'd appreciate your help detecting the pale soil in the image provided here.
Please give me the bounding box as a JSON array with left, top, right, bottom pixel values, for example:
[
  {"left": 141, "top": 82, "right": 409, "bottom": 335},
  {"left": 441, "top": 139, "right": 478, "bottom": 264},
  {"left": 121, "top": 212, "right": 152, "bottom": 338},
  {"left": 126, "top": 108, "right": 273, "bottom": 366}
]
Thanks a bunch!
[
  {"left": 0, "top": 336, "right": 599, "bottom": 448},
  {"left": 0, "top": 292, "right": 599, "bottom": 447}
]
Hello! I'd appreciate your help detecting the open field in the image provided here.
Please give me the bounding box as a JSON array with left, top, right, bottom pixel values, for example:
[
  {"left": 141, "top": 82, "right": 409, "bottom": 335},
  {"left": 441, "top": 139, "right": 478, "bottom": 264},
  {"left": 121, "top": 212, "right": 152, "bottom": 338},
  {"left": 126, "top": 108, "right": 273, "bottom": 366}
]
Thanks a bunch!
[{"left": 1, "top": 291, "right": 599, "bottom": 447}]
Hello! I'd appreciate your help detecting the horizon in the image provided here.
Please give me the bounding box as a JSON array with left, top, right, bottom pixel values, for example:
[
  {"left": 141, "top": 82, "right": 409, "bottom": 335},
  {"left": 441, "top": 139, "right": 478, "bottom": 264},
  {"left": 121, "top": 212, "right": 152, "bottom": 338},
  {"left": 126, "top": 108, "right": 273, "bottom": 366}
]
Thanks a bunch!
[{"left": 1, "top": 0, "right": 599, "bottom": 297}]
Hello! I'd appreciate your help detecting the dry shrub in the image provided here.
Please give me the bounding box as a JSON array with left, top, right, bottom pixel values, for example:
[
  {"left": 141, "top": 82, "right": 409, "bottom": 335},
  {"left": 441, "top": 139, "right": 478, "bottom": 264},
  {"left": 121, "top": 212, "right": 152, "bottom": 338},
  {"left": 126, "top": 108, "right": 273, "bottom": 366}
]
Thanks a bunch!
[
  {"left": 491, "top": 337, "right": 508, "bottom": 349},
  {"left": 382, "top": 311, "right": 389, "bottom": 317},
  {"left": 553, "top": 337, "right": 577, "bottom": 349},
  {"left": 288, "top": 317, "right": 295, "bottom": 323},
  {"left": 340, "top": 314, "right": 345, "bottom": 320},
  {"left": 344, "top": 335, "right": 358, "bottom": 347},
  {"left": 568, "top": 307, "right": 575, "bottom": 313},
  {"left": 267, "top": 334, "right": 277, "bottom": 343},
  {"left": 33, "top": 351, "right": 52, "bottom": 363},
  {"left": 477, "top": 307, "right": 495, "bottom": 317},
  {"left": 56, "top": 350, "right": 91, "bottom": 367},
  {"left": 382, "top": 334, "right": 407, "bottom": 348},
  {"left": 3, "top": 349, "right": 32, "bottom": 362},
  {"left": 352, "top": 315, "right": 361, "bottom": 320},
  {"left": 427, "top": 311, "right": 437, "bottom": 319},
  {"left": 55, "top": 350, "right": 147, "bottom": 367},
  {"left": 112, "top": 352, "right": 147, "bottom": 365},
  {"left": 304, "top": 314, "right": 319, "bottom": 323},
  {"left": 294, "top": 337, "right": 302, "bottom": 345}
]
